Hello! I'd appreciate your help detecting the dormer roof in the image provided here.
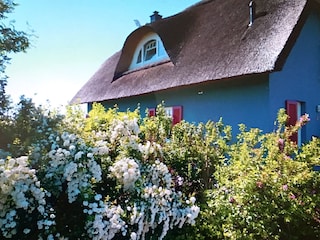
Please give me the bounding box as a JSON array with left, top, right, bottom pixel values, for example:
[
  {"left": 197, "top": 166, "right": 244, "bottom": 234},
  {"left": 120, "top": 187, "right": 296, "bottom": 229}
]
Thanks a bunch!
[
  {"left": 72, "top": 0, "right": 312, "bottom": 104},
  {"left": 114, "top": 28, "right": 170, "bottom": 79}
]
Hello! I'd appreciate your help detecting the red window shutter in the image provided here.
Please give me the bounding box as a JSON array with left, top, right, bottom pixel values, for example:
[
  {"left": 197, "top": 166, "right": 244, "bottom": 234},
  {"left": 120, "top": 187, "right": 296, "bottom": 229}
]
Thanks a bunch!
[
  {"left": 172, "top": 106, "right": 183, "bottom": 125},
  {"left": 148, "top": 108, "right": 156, "bottom": 117},
  {"left": 286, "top": 100, "right": 298, "bottom": 143}
]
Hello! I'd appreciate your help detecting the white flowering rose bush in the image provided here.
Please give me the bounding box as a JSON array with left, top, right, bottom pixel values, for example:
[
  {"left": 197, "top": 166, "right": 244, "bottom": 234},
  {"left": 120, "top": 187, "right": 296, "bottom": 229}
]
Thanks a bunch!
[
  {"left": 80, "top": 109, "right": 200, "bottom": 240},
  {"left": 31, "top": 131, "right": 104, "bottom": 238},
  {"left": 0, "top": 103, "right": 201, "bottom": 239},
  {"left": 0, "top": 156, "right": 54, "bottom": 239},
  {"left": 42, "top": 132, "right": 102, "bottom": 203},
  {"left": 84, "top": 151, "right": 200, "bottom": 240}
]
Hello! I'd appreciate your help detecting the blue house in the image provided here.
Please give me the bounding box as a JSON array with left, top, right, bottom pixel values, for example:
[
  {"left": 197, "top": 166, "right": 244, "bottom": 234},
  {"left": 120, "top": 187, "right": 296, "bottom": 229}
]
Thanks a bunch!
[{"left": 72, "top": 0, "right": 320, "bottom": 144}]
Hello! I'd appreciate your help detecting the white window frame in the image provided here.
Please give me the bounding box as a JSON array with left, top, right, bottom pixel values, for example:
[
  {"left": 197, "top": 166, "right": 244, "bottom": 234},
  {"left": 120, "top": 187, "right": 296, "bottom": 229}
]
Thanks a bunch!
[
  {"left": 164, "top": 107, "right": 173, "bottom": 118},
  {"left": 144, "top": 40, "right": 157, "bottom": 61},
  {"left": 129, "top": 32, "right": 169, "bottom": 70}
]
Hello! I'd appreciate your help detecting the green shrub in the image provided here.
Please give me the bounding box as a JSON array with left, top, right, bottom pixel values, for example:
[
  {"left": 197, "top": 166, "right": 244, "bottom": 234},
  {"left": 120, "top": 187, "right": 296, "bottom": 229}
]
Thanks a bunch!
[
  {"left": 202, "top": 110, "right": 320, "bottom": 239},
  {"left": 0, "top": 96, "right": 63, "bottom": 158}
]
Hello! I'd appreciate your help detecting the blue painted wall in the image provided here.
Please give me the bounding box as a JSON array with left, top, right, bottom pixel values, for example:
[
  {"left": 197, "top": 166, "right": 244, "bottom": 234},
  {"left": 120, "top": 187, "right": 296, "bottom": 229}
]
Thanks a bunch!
[
  {"left": 98, "top": 75, "right": 270, "bottom": 135},
  {"left": 270, "top": 11, "right": 320, "bottom": 140}
]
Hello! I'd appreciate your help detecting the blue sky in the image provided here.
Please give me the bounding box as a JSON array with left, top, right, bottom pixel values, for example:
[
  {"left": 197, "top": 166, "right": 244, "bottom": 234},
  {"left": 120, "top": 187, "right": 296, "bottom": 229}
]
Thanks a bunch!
[{"left": 6, "top": 0, "right": 199, "bottom": 109}]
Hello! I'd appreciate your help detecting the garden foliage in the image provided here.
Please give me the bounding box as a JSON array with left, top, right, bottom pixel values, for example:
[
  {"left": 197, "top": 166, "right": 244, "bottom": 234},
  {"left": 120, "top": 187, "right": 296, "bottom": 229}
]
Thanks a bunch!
[
  {"left": 0, "top": 96, "right": 63, "bottom": 158},
  {"left": 0, "top": 103, "right": 319, "bottom": 239},
  {"left": 202, "top": 110, "right": 320, "bottom": 240},
  {"left": 0, "top": 0, "right": 30, "bottom": 119}
]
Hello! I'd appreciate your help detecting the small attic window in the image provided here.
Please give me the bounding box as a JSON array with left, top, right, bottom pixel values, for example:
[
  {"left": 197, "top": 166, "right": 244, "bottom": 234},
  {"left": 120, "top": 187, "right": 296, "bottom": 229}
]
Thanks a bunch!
[
  {"left": 129, "top": 32, "right": 169, "bottom": 71},
  {"left": 144, "top": 40, "right": 157, "bottom": 61}
]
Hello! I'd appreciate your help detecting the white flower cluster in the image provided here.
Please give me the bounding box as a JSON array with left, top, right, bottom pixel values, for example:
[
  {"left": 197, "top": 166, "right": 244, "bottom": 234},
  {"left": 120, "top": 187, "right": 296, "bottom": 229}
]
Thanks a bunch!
[
  {"left": 94, "top": 139, "right": 109, "bottom": 156},
  {"left": 0, "top": 156, "right": 52, "bottom": 238},
  {"left": 109, "top": 157, "right": 141, "bottom": 191},
  {"left": 85, "top": 159, "right": 200, "bottom": 240},
  {"left": 130, "top": 160, "right": 200, "bottom": 240},
  {"left": 109, "top": 117, "right": 140, "bottom": 149},
  {"left": 128, "top": 198, "right": 199, "bottom": 240},
  {"left": 45, "top": 132, "right": 102, "bottom": 203},
  {"left": 139, "top": 141, "right": 163, "bottom": 161},
  {"left": 84, "top": 195, "right": 127, "bottom": 240},
  {"left": 145, "top": 160, "right": 172, "bottom": 188}
]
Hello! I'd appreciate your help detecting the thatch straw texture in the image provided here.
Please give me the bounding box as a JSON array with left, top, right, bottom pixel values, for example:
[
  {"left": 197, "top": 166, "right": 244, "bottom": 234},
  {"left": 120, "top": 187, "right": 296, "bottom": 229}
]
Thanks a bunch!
[{"left": 71, "top": 0, "right": 309, "bottom": 104}]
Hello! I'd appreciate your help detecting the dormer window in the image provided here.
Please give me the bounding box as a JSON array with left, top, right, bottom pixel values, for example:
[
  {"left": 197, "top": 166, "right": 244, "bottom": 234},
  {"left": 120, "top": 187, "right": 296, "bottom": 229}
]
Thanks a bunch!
[{"left": 129, "top": 32, "right": 169, "bottom": 71}]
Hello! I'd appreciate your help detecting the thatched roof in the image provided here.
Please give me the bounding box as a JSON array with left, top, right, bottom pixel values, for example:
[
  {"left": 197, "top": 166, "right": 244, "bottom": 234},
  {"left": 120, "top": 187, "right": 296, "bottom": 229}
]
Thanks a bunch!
[{"left": 72, "top": 0, "right": 312, "bottom": 104}]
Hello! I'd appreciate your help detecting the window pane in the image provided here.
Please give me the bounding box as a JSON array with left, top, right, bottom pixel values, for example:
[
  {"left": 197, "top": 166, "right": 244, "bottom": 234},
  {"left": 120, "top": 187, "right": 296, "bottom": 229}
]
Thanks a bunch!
[
  {"left": 144, "top": 40, "right": 157, "bottom": 61},
  {"left": 136, "top": 50, "right": 142, "bottom": 63},
  {"left": 145, "top": 48, "right": 156, "bottom": 61}
]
